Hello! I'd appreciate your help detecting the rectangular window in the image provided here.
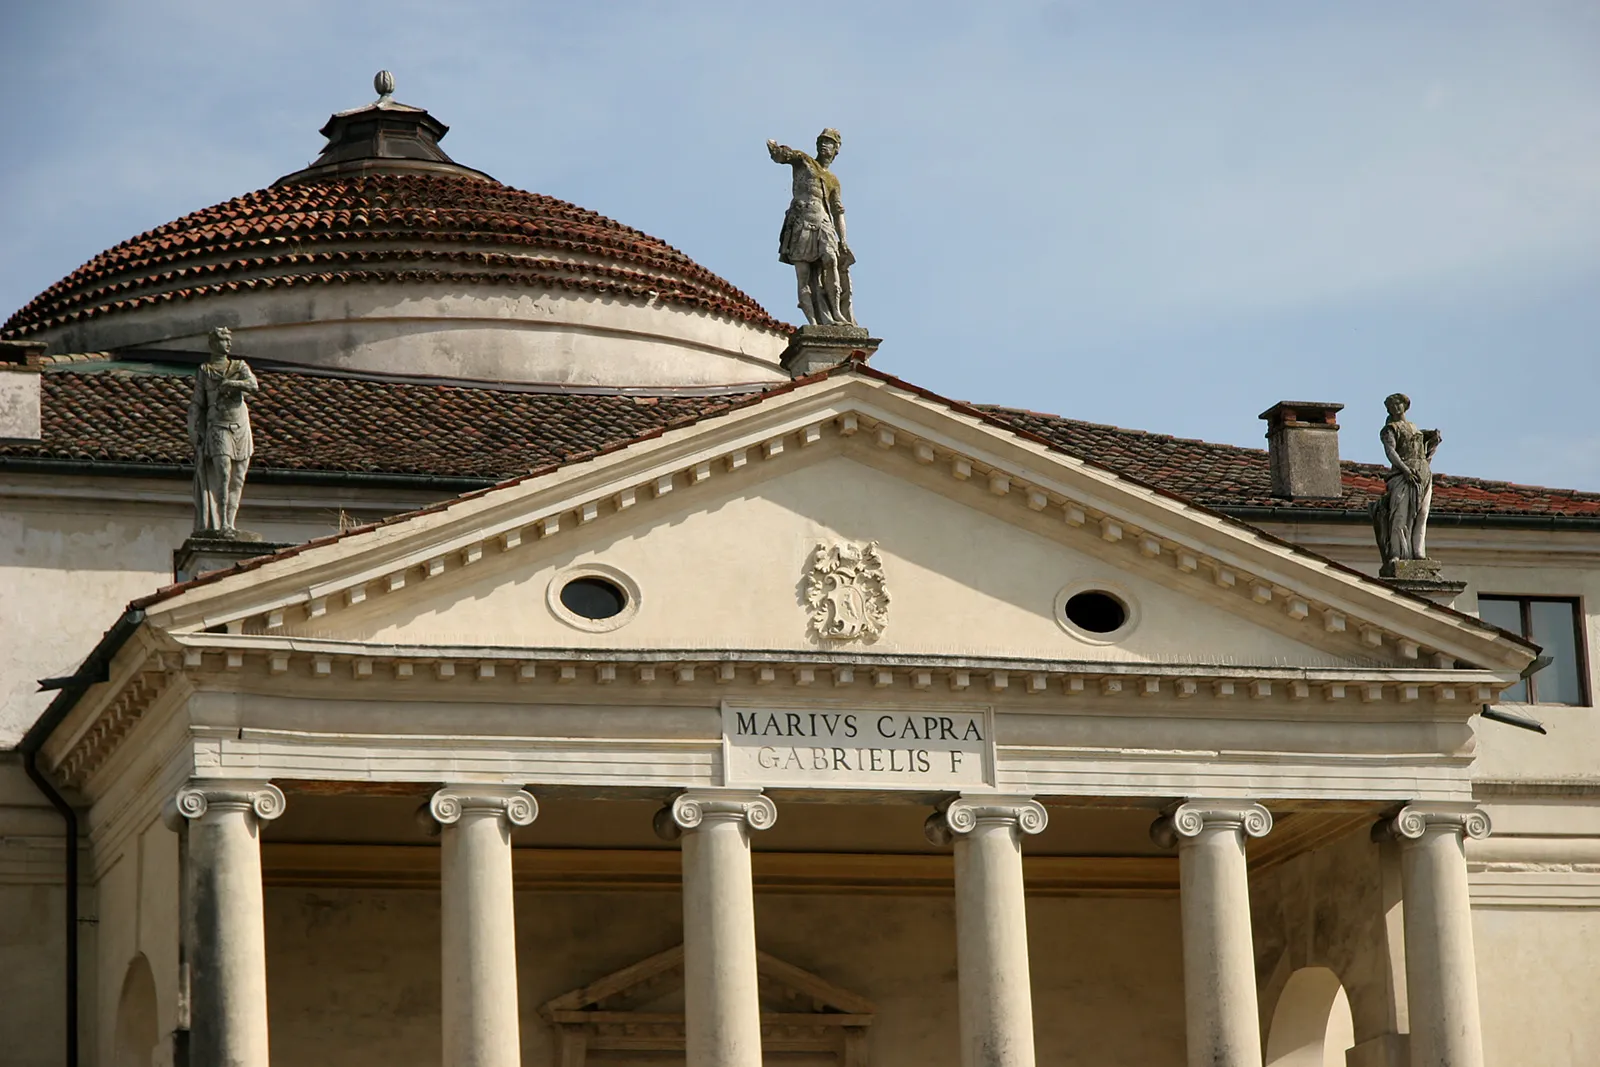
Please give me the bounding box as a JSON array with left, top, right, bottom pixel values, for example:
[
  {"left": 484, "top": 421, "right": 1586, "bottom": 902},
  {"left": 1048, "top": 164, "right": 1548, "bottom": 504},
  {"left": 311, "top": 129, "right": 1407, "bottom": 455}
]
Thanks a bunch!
[{"left": 1477, "top": 595, "right": 1588, "bottom": 706}]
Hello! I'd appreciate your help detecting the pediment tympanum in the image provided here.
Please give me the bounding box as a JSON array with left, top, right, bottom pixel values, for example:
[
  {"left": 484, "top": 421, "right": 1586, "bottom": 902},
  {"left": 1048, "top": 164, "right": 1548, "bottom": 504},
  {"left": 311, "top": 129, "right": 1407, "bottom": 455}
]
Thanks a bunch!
[
  {"left": 250, "top": 454, "right": 1376, "bottom": 669},
  {"left": 541, "top": 944, "right": 875, "bottom": 1066}
]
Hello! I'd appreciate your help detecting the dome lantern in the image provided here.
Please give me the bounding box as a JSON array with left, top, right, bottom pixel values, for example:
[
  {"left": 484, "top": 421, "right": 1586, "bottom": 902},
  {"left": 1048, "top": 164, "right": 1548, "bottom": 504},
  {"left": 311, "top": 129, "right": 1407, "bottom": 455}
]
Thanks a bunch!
[{"left": 274, "top": 71, "right": 494, "bottom": 186}]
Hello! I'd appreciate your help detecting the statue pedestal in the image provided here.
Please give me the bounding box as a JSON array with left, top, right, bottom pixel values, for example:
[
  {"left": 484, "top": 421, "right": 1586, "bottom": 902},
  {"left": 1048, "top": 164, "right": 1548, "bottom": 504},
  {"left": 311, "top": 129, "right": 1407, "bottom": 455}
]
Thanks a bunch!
[
  {"left": 174, "top": 531, "right": 296, "bottom": 583},
  {"left": 781, "top": 324, "right": 880, "bottom": 377},
  {"left": 1378, "top": 558, "right": 1467, "bottom": 606}
]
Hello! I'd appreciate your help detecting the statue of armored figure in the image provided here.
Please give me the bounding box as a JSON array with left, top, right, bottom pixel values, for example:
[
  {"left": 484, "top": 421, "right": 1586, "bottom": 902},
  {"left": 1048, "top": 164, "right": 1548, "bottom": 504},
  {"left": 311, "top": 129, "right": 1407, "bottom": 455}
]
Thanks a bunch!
[
  {"left": 188, "top": 326, "right": 259, "bottom": 535},
  {"left": 1372, "top": 392, "right": 1442, "bottom": 578},
  {"left": 767, "top": 128, "right": 859, "bottom": 329}
]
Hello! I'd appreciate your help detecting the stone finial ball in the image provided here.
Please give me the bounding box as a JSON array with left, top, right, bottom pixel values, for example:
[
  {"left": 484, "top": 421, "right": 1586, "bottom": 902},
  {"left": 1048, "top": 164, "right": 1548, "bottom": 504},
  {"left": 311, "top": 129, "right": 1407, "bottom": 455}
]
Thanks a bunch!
[{"left": 374, "top": 70, "right": 395, "bottom": 97}]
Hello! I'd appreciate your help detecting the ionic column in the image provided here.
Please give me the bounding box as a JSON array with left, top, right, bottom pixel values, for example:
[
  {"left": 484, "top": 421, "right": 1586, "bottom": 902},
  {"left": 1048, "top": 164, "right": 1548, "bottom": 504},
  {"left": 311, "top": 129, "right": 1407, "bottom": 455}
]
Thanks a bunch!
[
  {"left": 430, "top": 785, "right": 539, "bottom": 1067},
  {"left": 925, "top": 795, "right": 1048, "bottom": 1067},
  {"left": 654, "top": 789, "right": 777, "bottom": 1067},
  {"left": 1150, "top": 799, "right": 1273, "bottom": 1067},
  {"left": 1375, "top": 804, "right": 1490, "bottom": 1067},
  {"left": 164, "top": 779, "right": 285, "bottom": 1067}
]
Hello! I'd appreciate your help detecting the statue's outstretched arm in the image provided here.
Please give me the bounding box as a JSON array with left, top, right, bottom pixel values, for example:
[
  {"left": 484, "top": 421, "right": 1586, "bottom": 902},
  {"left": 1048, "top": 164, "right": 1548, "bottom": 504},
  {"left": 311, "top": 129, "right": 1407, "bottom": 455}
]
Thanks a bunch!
[{"left": 767, "top": 140, "right": 799, "bottom": 164}]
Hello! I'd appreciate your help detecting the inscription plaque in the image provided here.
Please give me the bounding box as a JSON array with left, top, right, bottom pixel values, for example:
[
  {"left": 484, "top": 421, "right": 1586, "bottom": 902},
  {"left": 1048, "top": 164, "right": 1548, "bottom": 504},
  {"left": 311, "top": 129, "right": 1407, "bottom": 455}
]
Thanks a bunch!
[{"left": 722, "top": 703, "right": 994, "bottom": 789}]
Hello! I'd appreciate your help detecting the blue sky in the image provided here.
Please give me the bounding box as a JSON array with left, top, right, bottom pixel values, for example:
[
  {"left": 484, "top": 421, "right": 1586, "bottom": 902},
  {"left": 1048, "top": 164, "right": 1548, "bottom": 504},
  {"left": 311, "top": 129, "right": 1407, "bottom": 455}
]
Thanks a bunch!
[{"left": 3, "top": 1, "right": 1598, "bottom": 487}]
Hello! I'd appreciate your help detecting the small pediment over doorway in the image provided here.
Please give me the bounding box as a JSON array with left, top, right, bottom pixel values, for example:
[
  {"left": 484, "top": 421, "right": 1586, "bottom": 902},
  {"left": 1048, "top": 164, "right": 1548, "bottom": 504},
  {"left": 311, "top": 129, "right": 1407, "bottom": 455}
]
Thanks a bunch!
[{"left": 541, "top": 944, "right": 876, "bottom": 1065}]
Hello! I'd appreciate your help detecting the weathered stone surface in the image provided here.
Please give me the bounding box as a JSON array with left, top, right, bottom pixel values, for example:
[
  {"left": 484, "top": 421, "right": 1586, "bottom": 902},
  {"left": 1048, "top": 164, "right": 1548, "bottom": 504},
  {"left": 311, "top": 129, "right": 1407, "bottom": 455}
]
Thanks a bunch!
[
  {"left": 768, "top": 129, "right": 859, "bottom": 328},
  {"left": 1259, "top": 401, "right": 1344, "bottom": 500},
  {"left": 173, "top": 533, "right": 295, "bottom": 583},
  {"left": 189, "top": 327, "right": 259, "bottom": 534},
  {"left": 780, "top": 324, "right": 879, "bottom": 376},
  {"left": 1372, "top": 393, "right": 1441, "bottom": 570}
]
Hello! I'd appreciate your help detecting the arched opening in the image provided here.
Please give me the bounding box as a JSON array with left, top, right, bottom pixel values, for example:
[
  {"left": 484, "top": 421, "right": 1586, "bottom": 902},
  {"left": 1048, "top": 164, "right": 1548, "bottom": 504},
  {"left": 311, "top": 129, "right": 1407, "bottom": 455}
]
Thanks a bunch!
[
  {"left": 112, "top": 953, "right": 159, "bottom": 1067},
  {"left": 1265, "top": 966, "right": 1356, "bottom": 1067}
]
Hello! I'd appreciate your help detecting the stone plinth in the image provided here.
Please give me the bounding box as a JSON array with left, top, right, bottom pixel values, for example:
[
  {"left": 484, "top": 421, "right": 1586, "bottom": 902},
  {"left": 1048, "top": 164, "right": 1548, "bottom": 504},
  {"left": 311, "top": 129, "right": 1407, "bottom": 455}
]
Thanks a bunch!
[
  {"left": 780, "top": 324, "right": 880, "bottom": 377},
  {"left": 1377, "top": 558, "right": 1467, "bottom": 606},
  {"left": 174, "top": 532, "right": 295, "bottom": 583}
]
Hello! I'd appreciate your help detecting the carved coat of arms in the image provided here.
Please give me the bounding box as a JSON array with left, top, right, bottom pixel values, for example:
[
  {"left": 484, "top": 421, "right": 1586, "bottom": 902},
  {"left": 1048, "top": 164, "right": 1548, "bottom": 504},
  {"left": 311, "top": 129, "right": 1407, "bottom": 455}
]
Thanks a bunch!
[{"left": 805, "top": 540, "right": 889, "bottom": 640}]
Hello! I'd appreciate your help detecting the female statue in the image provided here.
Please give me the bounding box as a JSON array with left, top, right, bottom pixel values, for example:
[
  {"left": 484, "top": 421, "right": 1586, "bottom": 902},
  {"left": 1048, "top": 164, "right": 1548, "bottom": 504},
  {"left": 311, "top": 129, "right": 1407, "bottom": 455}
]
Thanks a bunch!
[{"left": 1372, "top": 392, "right": 1441, "bottom": 574}]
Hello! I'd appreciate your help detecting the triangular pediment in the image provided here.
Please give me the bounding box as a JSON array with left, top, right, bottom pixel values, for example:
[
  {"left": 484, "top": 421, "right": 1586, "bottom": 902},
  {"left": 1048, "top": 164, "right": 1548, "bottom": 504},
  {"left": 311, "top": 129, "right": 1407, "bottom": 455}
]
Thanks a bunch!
[
  {"left": 542, "top": 943, "right": 876, "bottom": 1018},
  {"left": 140, "top": 371, "right": 1533, "bottom": 683}
]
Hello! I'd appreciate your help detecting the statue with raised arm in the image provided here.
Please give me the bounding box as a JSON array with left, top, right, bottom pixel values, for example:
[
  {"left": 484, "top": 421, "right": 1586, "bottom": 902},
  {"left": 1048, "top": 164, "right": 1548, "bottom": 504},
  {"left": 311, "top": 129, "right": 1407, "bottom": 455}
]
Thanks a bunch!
[
  {"left": 767, "top": 128, "right": 858, "bottom": 328},
  {"left": 1372, "top": 392, "right": 1442, "bottom": 576},
  {"left": 187, "top": 326, "right": 259, "bottom": 535}
]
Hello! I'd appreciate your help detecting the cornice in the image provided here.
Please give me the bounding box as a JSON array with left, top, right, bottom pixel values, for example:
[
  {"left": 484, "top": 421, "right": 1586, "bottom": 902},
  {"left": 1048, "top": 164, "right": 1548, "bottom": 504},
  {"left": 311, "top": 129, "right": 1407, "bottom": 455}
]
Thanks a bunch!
[
  {"left": 47, "top": 638, "right": 1512, "bottom": 795},
  {"left": 157, "top": 633, "right": 1513, "bottom": 708}
]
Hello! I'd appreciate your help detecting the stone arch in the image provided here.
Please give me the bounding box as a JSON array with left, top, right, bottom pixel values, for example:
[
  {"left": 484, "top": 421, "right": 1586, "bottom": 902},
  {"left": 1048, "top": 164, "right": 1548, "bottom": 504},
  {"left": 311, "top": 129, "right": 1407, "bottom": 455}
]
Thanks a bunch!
[
  {"left": 112, "top": 953, "right": 159, "bottom": 1067},
  {"left": 1265, "top": 966, "right": 1356, "bottom": 1067}
]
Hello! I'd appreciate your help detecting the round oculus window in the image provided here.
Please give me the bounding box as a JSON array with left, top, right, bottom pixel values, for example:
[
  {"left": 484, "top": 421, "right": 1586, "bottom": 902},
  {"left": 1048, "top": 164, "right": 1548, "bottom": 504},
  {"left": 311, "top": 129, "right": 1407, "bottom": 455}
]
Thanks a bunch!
[
  {"left": 1062, "top": 590, "right": 1128, "bottom": 634},
  {"left": 558, "top": 576, "right": 628, "bottom": 621}
]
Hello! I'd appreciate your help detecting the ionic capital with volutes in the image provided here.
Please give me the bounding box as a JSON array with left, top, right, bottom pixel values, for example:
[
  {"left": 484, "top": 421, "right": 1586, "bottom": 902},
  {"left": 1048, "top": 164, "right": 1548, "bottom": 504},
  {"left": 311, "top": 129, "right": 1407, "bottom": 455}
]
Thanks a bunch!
[
  {"left": 163, "top": 779, "right": 286, "bottom": 829},
  {"left": 924, "top": 794, "right": 1048, "bottom": 845},
  {"left": 653, "top": 789, "right": 777, "bottom": 840},
  {"left": 1150, "top": 799, "right": 1273, "bottom": 849},
  {"left": 1372, "top": 803, "right": 1490, "bottom": 845},
  {"left": 428, "top": 785, "right": 538, "bottom": 828}
]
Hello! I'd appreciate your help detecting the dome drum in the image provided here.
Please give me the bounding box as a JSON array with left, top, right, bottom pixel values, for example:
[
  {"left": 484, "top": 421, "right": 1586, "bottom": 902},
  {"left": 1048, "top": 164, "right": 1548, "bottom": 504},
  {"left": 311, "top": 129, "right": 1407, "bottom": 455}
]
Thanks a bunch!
[{"left": 47, "top": 283, "right": 789, "bottom": 387}]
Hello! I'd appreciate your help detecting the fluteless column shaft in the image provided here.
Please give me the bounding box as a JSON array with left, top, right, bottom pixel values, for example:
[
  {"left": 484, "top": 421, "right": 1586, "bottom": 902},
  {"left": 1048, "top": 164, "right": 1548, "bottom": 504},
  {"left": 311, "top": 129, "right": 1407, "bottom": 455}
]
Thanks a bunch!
[
  {"left": 1377, "top": 804, "right": 1491, "bottom": 1067},
  {"left": 927, "top": 795, "right": 1048, "bottom": 1067},
  {"left": 430, "top": 785, "right": 539, "bottom": 1067},
  {"left": 165, "top": 780, "right": 286, "bottom": 1067},
  {"left": 1151, "top": 800, "right": 1273, "bottom": 1067},
  {"left": 656, "top": 789, "right": 777, "bottom": 1067}
]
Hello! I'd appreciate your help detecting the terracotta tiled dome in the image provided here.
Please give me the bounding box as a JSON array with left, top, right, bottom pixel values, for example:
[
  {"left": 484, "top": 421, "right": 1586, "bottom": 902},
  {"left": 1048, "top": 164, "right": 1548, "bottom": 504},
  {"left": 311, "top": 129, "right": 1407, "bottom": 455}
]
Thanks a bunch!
[
  {"left": 2, "top": 170, "right": 785, "bottom": 340},
  {"left": 3, "top": 75, "right": 791, "bottom": 387}
]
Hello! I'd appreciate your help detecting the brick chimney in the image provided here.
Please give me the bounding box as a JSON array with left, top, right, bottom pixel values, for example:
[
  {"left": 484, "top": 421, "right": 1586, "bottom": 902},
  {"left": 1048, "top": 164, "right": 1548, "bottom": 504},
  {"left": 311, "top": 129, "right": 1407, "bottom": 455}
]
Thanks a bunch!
[{"left": 1259, "top": 401, "right": 1344, "bottom": 500}]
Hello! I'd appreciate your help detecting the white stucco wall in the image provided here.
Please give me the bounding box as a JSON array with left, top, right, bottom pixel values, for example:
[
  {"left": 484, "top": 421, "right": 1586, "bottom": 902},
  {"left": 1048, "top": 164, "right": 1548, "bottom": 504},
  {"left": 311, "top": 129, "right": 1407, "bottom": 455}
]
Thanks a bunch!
[
  {"left": 0, "top": 474, "right": 444, "bottom": 747},
  {"left": 1474, "top": 906, "right": 1600, "bottom": 1066}
]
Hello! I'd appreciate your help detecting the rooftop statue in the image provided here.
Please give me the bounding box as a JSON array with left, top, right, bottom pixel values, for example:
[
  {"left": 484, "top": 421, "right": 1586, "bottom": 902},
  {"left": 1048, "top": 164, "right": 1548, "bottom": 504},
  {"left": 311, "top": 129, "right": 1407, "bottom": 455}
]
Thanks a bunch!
[
  {"left": 188, "top": 327, "right": 259, "bottom": 535},
  {"left": 767, "top": 129, "right": 859, "bottom": 329},
  {"left": 1372, "top": 392, "right": 1442, "bottom": 578}
]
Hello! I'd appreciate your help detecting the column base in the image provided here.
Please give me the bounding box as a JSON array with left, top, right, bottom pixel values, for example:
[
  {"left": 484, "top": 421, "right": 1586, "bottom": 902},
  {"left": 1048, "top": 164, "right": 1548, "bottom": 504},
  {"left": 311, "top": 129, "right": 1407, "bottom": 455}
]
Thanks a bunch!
[{"left": 1346, "top": 1032, "right": 1409, "bottom": 1067}]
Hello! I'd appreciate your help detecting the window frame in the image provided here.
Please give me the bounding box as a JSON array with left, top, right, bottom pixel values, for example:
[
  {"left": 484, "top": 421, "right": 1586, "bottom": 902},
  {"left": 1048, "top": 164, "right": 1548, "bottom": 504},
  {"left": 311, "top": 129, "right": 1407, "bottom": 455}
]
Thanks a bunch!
[{"left": 1477, "top": 594, "right": 1590, "bottom": 707}]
